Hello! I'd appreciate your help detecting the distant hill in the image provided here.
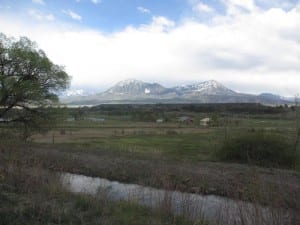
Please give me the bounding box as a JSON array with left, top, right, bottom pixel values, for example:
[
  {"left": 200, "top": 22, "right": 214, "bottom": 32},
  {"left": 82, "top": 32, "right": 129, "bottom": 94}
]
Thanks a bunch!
[{"left": 61, "top": 79, "right": 291, "bottom": 105}]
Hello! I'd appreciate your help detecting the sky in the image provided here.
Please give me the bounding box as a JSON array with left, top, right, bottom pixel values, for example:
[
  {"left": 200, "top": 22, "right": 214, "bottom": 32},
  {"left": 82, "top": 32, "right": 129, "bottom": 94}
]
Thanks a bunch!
[{"left": 0, "top": 0, "right": 300, "bottom": 96}]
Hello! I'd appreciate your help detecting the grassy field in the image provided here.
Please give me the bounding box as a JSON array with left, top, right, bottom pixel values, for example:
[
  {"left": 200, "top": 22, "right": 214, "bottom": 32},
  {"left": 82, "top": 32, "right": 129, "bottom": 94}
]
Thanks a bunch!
[
  {"left": 34, "top": 128, "right": 220, "bottom": 161},
  {"left": 28, "top": 110, "right": 299, "bottom": 201},
  {"left": 32, "top": 113, "right": 296, "bottom": 163},
  {"left": 1, "top": 104, "right": 300, "bottom": 224}
]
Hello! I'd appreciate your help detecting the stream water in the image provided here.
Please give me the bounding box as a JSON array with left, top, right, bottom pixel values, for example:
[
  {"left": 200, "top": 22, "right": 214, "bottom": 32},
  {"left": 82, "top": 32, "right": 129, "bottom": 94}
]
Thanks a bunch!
[{"left": 61, "top": 173, "right": 290, "bottom": 225}]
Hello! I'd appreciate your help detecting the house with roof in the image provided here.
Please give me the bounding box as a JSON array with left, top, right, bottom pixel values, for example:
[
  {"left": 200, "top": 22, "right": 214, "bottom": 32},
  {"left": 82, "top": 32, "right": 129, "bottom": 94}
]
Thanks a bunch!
[
  {"left": 200, "top": 117, "right": 210, "bottom": 126},
  {"left": 156, "top": 118, "right": 164, "bottom": 123},
  {"left": 178, "top": 116, "right": 193, "bottom": 124}
]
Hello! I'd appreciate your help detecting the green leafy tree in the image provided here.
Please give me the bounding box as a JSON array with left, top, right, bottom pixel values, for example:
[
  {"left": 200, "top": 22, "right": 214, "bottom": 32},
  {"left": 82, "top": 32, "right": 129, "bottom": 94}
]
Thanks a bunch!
[{"left": 0, "top": 33, "right": 70, "bottom": 139}]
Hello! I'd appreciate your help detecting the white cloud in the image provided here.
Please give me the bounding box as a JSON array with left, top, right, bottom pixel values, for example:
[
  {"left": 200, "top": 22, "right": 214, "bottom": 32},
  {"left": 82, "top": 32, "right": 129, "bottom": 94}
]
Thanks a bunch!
[
  {"left": 1, "top": 4, "right": 300, "bottom": 96},
  {"left": 148, "top": 16, "right": 175, "bottom": 31},
  {"left": 32, "top": 0, "right": 45, "bottom": 5},
  {"left": 193, "top": 2, "right": 215, "bottom": 13},
  {"left": 91, "top": 0, "right": 101, "bottom": 4},
  {"left": 137, "top": 6, "right": 151, "bottom": 14},
  {"left": 28, "top": 9, "right": 54, "bottom": 21},
  {"left": 222, "top": 0, "right": 257, "bottom": 15},
  {"left": 62, "top": 9, "right": 82, "bottom": 21}
]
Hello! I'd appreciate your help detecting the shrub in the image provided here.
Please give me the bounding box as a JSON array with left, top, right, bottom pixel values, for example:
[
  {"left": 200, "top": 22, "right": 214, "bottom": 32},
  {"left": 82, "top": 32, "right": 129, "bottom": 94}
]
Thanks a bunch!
[
  {"left": 166, "top": 130, "right": 178, "bottom": 135},
  {"left": 217, "top": 132, "right": 295, "bottom": 168}
]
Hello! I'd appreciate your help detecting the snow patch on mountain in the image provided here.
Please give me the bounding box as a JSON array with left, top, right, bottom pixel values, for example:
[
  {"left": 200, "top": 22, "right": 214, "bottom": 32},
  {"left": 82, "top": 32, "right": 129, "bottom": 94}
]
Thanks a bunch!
[
  {"left": 104, "top": 79, "right": 166, "bottom": 96},
  {"left": 173, "top": 80, "right": 236, "bottom": 95},
  {"left": 116, "top": 79, "right": 143, "bottom": 86}
]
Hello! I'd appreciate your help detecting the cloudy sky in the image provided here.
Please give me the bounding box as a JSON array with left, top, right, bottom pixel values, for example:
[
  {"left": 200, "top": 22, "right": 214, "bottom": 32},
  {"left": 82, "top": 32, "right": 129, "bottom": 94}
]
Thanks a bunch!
[{"left": 0, "top": 0, "right": 299, "bottom": 96}]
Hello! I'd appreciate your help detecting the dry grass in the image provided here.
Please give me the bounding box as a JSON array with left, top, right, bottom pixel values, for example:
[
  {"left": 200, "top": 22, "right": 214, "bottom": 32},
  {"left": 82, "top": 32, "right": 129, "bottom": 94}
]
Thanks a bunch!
[
  {"left": 0, "top": 146, "right": 203, "bottom": 225},
  {"left": 32, "top": 126, "right": 211, "bottom": 144},
  {"left": 1, "top": 142, "right": 299, "bottom": 225},
  {"left": 16, "top": 143, "right": 299, "bottom": 211}
]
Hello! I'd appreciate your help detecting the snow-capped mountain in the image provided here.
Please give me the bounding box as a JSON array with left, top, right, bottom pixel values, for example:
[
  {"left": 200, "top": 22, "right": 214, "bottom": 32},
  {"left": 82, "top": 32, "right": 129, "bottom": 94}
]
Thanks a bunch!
[
  {"left": 173, "top": 80, "right": 236, "bottom": 96},
  {"left": 100, "top": 79, "right": 169, "bottom": 98},
  {"left": 101, "top": 79, "right": 236, "bottom": 98},
  {"left": 61, "top": 79, "right": 291, "bottom": 105}
]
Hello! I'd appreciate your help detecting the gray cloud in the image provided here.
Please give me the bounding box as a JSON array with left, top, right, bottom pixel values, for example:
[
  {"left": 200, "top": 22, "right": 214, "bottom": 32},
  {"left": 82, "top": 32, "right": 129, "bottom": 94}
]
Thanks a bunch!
[{"left": 0, "top": 2, "right": 300, "bottom": 96}]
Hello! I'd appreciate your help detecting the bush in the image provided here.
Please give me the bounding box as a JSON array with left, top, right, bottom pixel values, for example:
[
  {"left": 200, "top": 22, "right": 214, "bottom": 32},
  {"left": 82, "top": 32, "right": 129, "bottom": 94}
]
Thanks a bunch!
[
  {"left": 217, "top": 132, "right": 295, "bottom": 168},
  {"left": 166, "top": 130, "right": 178, "bottom": 135}
]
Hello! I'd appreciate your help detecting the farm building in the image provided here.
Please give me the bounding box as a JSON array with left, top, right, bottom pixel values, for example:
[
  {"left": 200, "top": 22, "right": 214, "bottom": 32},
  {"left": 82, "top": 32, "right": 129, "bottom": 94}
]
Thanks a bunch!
[
  {"left": 0, "top": 118, "right": 11, "bottom": 122},
  {"left": 87, "top": 117, "right": 105, "bottom": 122},
  {"left": 200, "top": 118, "right": 210, "bottom": 126},
  {"left": 156, "top": 118, "right": 164, "bottom": 123},
  {"left": 178, "top": 116, "right": 193, "bottom": 123}
]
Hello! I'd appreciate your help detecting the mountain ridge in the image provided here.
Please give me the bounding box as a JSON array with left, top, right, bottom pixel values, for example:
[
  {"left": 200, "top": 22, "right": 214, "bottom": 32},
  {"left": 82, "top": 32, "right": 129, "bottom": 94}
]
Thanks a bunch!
[{"left": 61, "top": 79, "right": 291, "bottom": 105}]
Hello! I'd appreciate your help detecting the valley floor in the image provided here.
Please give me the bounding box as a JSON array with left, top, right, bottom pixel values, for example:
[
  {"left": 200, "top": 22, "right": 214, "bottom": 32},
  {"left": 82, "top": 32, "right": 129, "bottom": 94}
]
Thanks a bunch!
[
  {"left": 1, "top": 142, "right": 299, "bottom": 225},
  {"left": 1, "top": 105, "right": 300, "bottom": 224}
]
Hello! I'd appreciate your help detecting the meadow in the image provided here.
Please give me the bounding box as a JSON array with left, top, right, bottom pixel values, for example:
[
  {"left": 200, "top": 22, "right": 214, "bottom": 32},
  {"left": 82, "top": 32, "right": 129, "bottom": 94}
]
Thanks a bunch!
[
  {"left": 33, "top": 104, "right": 297, "bottom": 164},
  {"left": 1, "top": 103, "right": 300, "bottom": 224}
]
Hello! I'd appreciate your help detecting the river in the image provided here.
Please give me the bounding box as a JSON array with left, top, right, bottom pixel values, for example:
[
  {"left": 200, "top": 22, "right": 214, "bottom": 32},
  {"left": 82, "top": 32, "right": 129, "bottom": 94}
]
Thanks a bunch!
[{"left": 61, "top": 172, "right": 291, "bottom": 225}]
